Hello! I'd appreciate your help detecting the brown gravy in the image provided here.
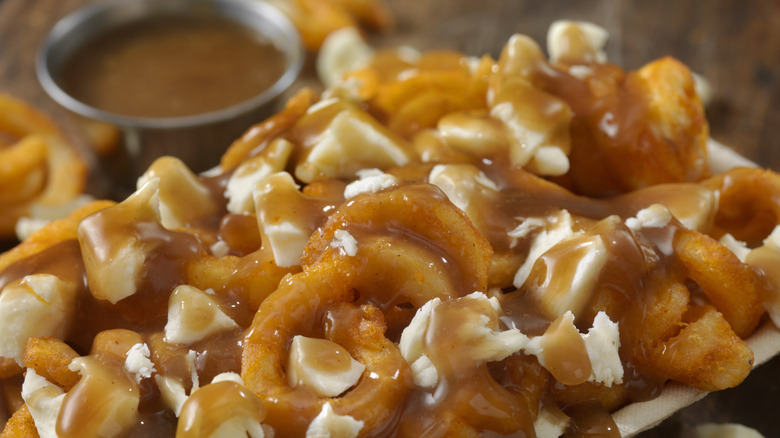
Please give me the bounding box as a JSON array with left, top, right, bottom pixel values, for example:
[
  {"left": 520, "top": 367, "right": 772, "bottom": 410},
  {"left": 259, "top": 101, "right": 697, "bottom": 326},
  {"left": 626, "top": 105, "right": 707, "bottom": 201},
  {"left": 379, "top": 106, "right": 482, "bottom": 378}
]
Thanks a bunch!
[{"left": 60, "top": 15, "right": 286, "bottom": 118}]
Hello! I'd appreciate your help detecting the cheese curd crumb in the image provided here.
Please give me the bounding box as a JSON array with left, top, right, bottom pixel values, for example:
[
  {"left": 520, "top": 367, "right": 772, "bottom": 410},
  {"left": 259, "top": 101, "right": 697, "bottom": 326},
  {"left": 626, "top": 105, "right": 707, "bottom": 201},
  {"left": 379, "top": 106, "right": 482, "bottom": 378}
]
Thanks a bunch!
[
  {"left": 625, "top": 204, "right": 673, "bottom": 231},
  {"left": 343, "top": 168, "right": 399, "bottom": 199},
  {"left": 582, "top": 311, "right": 623, "bottom": 386},
  {"left": 330, "top": 229, "right": 359, "bottom": 257},
  {"left": 125, "top": 343, "right": 156, "bottom": 383},
  {"left": 306, "top": 402, "right": 364, "bottom": 438}
]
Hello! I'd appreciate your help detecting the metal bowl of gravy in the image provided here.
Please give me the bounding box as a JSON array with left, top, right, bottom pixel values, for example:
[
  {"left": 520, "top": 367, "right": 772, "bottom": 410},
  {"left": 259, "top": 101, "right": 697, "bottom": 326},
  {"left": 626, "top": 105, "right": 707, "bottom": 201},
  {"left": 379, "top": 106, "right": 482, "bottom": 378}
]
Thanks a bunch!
[{"left": 37, "top": 0, "right": 304, "bottom": 187}]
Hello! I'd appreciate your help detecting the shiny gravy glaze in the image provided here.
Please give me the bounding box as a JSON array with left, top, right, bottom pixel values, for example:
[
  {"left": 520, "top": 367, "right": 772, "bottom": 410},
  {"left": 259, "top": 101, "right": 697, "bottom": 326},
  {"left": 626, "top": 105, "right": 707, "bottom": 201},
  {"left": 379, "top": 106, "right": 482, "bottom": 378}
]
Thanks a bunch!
[{"left": 60, "top": 15, "right": 286, "bottom": 118}]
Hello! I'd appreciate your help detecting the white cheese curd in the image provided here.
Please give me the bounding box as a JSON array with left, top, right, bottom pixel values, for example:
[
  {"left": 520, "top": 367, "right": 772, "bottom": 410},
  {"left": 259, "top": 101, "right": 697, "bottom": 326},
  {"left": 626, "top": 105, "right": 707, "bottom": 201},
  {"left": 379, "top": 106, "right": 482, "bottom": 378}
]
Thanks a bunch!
[
  {"left": 343, "top": 168, "right": 398, "bottom": 199},
  {"left": 306, "top": 402, "right": 364, "bottom": 438},
  {"left": 533, "top": 404, "right": 571, "bottom": 438},
  {"left": 625, "top": 204, "right": 673, "bottom": 232},
  {"left": 0, "top": 274, "right": 78, "bottom": 366},
  {"left": 125, "top": 343, "right": 156, "bottom": 383},
  {"left": 547, "top": 20, "right": 609, "bottom": 64},
  {"left": 164, "top": 285, "right": 239, "bottom": 345},
  {"left": 225, "top": 139, "right": 293, "bottom": 214},
  {"left": 582, "top": 312, "right": 623, "bottom": 386},
  {"left": 330, "top": 229, "right": 359, "bottom": 257},
  {"left": 513, "top": 210, "right": 579, "bottom": 288},
  {"left": 287, "top": 336, "right": 365, "bottom": 397},
  {"left": 21, "top": 368, "right": 66, "bottom": 438}
]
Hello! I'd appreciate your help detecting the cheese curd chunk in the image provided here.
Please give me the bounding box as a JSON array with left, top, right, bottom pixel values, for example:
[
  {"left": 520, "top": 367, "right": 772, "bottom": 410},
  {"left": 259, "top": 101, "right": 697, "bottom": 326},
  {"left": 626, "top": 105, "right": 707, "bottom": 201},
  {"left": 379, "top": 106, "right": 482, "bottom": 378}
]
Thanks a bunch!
[
  {"left": 60, "top": 356, "right": 140, "bottom": 437},
  {"left": 125, "top": 342, "right": 156, "bottom": 383},
  {"left": 343, "top": 168, "right": 398, "bottom": 200},
  {"left": 21, "top": 368, "right": 66, "bottom": 438},
  {"left": 177, "top": 374, "right": 269, "bottom": 438},
  {"left": 547, "top": 20, "right": 609, "bottom": 64},
  {"left": 164, "top": 285, "right": 239, "bottom": 345},
  {"left": 288, "top": 335, "right": 365, "bottom": 397},
  {"left": 77, "top": 178, "right": 161, "bottom": 303},
  {"left": 137, "top": 156, "right": 219, "bottom": 229},
  {"left": 428, "top": 164, "right": 500, "bottom": 236},
  {"left": 253, "top": 171, "right": 323, "bottom": 268},
  {"left": 0, "top": 274, "right": 78, "bottom": 366},
  {"left": 317, "top": 26, "right": 375, "bottom": 89},
  {"left": 512, "top": 209, "right": 579, "bottom": 289},
  {"left": 306, "top": 402, "right": 364, "bottom": 438},
  {"left": 396, "top": 292, "right": 537, "bottom": 435},
  {"left": 400, "top": 293, "right": 531, "bottom": 388},
  {"left": 293, "top": 99, "right": 415, "bottom": 183},
  {"left": 225, "top": 138, "right": 294, "bottom": 215}
]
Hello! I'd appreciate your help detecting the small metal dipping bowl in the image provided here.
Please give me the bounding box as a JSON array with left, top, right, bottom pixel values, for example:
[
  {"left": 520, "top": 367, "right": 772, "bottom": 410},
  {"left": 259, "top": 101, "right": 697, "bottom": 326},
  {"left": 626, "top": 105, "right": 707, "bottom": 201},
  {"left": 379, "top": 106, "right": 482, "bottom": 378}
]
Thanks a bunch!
[{"left": 37, "top": 0, "right": 304, "bottom": 186}]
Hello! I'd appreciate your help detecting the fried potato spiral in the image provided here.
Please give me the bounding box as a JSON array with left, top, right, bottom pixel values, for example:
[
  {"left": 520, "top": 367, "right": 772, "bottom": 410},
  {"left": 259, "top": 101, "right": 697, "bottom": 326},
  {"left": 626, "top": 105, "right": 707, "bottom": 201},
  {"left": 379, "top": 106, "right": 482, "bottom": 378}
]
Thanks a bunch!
[{"left": 0, "top": 93, "right": 88, "bottom": 240}]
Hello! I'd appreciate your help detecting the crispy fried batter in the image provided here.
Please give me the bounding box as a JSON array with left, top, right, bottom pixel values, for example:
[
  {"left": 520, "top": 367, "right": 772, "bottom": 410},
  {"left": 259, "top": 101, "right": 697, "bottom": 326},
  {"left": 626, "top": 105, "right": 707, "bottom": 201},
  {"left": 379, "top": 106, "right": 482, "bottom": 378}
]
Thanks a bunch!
[
  {"left": 673, "top": 228, "right": 765, "bottom": 337},
  {"left": 551, "top": 57, "right": 710, "bottom": 196},
  {"left": 0, "top": 200, "right": 113, "bottom": 276},
  {"left": 22, "top": 338, "right": 79, "bottom": 392},
  {"left": 0, "top": 93, "right": 89, "bottom": 239},
  {"left": 0, "top": 405, "right": 37, "bottom": 438},
  {"left": 645, "top": 305, "right": 754, "bottom": 391},
  {"left": 220, "top": 88, "right": 318, "bottom": 170}
]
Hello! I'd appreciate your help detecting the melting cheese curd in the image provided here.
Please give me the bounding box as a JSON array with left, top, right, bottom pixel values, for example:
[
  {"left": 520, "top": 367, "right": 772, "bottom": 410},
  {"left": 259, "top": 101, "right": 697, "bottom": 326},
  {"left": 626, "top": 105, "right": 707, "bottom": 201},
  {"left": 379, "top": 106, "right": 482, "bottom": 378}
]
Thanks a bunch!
[{"left": 2, "top": 20, "right": 780, "bottom": 438}]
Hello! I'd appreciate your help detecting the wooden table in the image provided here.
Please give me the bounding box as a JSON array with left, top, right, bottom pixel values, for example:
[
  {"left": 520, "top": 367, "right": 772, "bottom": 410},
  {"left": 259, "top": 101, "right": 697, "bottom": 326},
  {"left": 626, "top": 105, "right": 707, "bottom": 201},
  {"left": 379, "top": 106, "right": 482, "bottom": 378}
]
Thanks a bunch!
[{"left": 1, "top": 0, "right": 778, "bottom": 436}]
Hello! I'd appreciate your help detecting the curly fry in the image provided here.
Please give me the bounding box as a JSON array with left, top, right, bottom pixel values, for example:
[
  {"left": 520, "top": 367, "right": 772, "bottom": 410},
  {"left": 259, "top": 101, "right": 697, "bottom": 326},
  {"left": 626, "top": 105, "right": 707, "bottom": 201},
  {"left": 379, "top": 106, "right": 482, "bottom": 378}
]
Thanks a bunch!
[
  {"left": 706, "top": 167, "right": 780, "bottom": 244},
  {"left": 220, "top": 88, "right": 318, "bottom": 170},
  {"left": 673, "top": 228, "right": 765, "bottom": 337},
  {"left": 0, "top": 404, "right": 37, "bottom": 438},
  {"left": 242, "top": 262, "right": 412, "bottom": 436},
  {"left": 0, "top": 93, "right": 88, "bottom": 239}
]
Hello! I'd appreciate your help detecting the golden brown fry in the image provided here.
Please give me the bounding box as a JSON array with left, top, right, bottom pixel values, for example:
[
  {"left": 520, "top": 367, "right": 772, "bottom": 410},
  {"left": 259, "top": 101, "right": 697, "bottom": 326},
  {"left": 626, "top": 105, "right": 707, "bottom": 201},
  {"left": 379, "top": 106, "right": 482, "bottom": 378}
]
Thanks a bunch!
[
  {"left": 0, "top": 93, "right": 88, "bottom": 238},
  {"left": 549, "top": 58, "right": 709, "bottom": 195},
  {"left": 706, "top": 167, "right": 780, "bottom": 244},
  {"left": 303, "top": 184, "right": 492, "bottom": 294},
  {"left": 0, "top": 136, "right": 48, "bottom": 206},
  {"left": 220, "top": 88, "right": 317, "bottom": 170},
  {"left": 22, "top": 338, "right": 80, "bottom": 392},
  {"left": 674, "top": 228, "right": 765, "bottom": 338},
  {"left": 0, "top": 362, "right": 22, "bottom": 381},
  {"left": 0, "top": 200, "right": 113, "bottom": 277},
  {"left": 0, "top": 405, "right": 37, "bottom": 438},
  {"left": 645, "top": 305, "right": 754, "bottom": 391},
  {"left": 242, "top": 265, "right": 412, "bottom": 436}
]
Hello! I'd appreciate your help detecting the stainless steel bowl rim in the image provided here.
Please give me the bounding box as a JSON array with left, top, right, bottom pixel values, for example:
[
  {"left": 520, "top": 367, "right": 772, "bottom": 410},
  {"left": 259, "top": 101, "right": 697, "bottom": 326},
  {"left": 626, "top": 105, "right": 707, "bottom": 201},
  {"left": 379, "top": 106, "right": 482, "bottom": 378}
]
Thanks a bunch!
[{"left": 36, "top": 0, "right": 304, "bottom": 130}]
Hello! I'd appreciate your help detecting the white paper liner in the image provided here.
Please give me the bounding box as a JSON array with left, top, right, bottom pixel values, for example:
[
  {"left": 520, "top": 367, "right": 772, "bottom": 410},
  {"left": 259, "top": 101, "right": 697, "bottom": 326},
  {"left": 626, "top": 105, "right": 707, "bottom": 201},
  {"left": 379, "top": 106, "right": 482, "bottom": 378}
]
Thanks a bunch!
[
  {"left": 707, "top": 138, "right": 759, "bottom": 173},
  {"left": 615, "top": 139, "right": 776, "bottom": 437}
]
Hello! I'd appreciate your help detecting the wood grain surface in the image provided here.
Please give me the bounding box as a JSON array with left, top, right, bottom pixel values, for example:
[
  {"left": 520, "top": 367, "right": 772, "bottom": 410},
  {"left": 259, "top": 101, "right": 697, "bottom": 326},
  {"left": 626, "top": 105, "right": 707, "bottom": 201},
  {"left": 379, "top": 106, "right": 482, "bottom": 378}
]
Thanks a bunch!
[{"left": 0, "top": 0, "right": 778, "bottom": 436}]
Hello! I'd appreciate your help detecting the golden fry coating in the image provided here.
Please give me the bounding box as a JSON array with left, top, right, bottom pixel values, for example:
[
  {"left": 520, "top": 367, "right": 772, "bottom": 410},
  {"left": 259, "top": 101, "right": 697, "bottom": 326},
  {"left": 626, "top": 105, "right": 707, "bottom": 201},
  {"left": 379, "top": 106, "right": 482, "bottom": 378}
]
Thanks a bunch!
[
  {"left": 0, "top": 93, "right": 89, "bottom": 239},
  {"left": 22, "top": 338, "right": 80, "bottom": 391},
  {"left": 0, "top": 405, "right": 37, "bottom": 438}
]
